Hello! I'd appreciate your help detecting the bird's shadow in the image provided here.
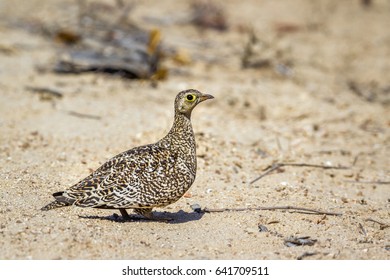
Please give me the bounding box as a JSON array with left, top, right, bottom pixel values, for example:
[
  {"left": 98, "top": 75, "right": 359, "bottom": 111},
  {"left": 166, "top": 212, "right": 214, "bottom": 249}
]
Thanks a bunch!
[{"left": 79, "top": 210, "right": 204, "bottom": 224}]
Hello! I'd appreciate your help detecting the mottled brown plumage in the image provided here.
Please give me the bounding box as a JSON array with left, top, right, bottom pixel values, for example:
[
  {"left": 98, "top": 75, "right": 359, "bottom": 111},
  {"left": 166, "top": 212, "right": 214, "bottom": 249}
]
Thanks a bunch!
[{"left": 41, "top": 89, "right": 214, "bottom": 220}]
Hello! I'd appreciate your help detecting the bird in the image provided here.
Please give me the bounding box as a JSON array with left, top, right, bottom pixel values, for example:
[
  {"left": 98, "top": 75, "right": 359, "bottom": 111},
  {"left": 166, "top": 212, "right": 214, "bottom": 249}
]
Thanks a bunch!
[{"left": 41, "top": 89, "right": 214, "bottom": 221}]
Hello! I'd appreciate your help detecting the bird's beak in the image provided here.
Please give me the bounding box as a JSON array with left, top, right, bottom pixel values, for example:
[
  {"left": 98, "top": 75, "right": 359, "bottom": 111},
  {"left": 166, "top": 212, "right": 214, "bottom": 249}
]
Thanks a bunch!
[{"left": 199, "top": 94, "right": 214, "bottom": 102}]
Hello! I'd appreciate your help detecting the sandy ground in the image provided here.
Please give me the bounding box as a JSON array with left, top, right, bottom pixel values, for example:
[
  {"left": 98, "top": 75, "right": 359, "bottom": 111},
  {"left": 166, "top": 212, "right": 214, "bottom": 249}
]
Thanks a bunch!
[{"left": 0, "top": 0, "right": 389, "bottom": 260}]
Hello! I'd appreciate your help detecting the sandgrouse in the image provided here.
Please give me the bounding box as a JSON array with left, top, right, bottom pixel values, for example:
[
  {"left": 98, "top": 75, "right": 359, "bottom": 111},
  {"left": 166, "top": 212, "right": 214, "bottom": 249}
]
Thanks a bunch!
[{"left": 41, "top": 89, "right": 214, "bottom": 220}]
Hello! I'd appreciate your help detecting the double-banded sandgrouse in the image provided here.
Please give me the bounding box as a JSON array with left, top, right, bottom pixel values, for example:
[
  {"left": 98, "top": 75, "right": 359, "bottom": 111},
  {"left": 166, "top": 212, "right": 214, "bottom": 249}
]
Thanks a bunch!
[{"left": 41, "top": 89, "right": 214, "bottom": 220}]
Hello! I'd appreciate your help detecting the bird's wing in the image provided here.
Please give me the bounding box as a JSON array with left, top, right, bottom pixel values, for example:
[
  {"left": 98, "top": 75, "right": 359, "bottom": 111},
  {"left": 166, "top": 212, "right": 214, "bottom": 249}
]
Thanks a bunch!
[{"left": 64, "top": 144, "right": 178, "bottom": 208}]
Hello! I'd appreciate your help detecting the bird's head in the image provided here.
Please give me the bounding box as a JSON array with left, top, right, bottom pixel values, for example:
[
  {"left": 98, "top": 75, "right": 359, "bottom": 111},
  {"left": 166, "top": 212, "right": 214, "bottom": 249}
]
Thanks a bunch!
[{"left": 175, "top": 89, "right": 214, "bottom": 118}]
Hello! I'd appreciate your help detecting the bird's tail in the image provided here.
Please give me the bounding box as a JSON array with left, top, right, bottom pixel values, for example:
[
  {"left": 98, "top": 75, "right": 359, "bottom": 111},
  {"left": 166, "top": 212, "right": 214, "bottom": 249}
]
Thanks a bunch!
[{"left": 41, "top": 191, "right": 74, "bottom": 211}]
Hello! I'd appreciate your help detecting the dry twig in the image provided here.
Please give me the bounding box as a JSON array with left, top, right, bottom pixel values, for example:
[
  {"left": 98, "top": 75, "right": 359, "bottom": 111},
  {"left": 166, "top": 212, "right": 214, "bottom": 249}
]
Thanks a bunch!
[
  {"left": 26, "top": 86, "right": 63, "bottom": 99},
  {"left": 365, "top": 218, "right": 390, "bottom": 229},
  {"left": 203, "top": 205, "right": 342, "bottom": 216},
  {"left": 250, "top": 162, "right": 350, "bottom": 184},
  {"left": 358, "top": 223, "right": 367, "bottom": 236},
  {"left": 344, "top": 180, "right": 390, "bottom": 185},
  {"left": 297, "top": 252, "right": 319, "bottom": 260},
  {"left": 67, "top": 110, "right": 101, "bottom": 120}
]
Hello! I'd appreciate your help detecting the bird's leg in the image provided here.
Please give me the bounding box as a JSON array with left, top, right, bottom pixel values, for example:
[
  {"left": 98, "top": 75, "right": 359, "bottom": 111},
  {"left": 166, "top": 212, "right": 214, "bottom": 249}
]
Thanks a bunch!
[{"left": 119, "top": 208, "right": 131, "bottom": 220}]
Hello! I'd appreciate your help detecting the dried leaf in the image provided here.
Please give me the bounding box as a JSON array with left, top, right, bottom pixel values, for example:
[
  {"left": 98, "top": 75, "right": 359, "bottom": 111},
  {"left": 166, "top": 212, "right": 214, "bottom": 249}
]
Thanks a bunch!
[{"left": 284, "top": 236, "right": 317, "bottom": 247}]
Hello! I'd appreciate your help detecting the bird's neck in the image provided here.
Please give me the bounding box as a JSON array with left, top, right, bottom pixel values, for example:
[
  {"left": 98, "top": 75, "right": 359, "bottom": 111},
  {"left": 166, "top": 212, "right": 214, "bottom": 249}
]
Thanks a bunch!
[
  {"left": 167, "top": 113, "right": 194, "bottom": 142},
  {"left": 161, "top": 112, "right": 197, "bottom": 175}
]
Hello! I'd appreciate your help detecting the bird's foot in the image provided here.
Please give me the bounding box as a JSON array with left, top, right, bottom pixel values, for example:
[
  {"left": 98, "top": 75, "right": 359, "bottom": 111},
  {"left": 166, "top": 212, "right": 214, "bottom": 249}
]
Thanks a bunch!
[
  {"left": 116, "top": 208, "right": 172, "bottom": 222},
  {"left": 134, "top": 208, "right": 173, "bottom": 223},
  {"left": 113, "top": 209, "right": 144, "bottom": 222}
]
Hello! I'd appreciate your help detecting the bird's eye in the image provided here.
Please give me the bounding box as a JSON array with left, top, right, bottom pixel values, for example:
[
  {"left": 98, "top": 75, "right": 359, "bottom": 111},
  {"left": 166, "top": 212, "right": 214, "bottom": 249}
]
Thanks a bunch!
[{"left": 186, "top": 94, "right": 196, "bottom": 102}]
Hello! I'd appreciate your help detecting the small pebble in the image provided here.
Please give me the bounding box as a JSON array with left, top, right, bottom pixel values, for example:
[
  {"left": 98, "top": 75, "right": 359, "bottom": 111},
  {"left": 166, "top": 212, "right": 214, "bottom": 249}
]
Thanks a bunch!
[
  {"left": 190, "top": 203, "right": 202, "bottom": 213},
  {"left": 325, "top": 161, "right": 332, "bottom": 166},
  {"left": 258, "top": 224, "right": 269, "bottom": 232}
]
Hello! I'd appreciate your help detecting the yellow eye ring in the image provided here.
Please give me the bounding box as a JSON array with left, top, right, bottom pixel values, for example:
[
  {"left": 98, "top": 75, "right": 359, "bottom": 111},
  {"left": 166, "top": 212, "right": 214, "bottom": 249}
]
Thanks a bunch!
[{"left": 186, "top": 94, "right": 196, "bottom": 102}]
